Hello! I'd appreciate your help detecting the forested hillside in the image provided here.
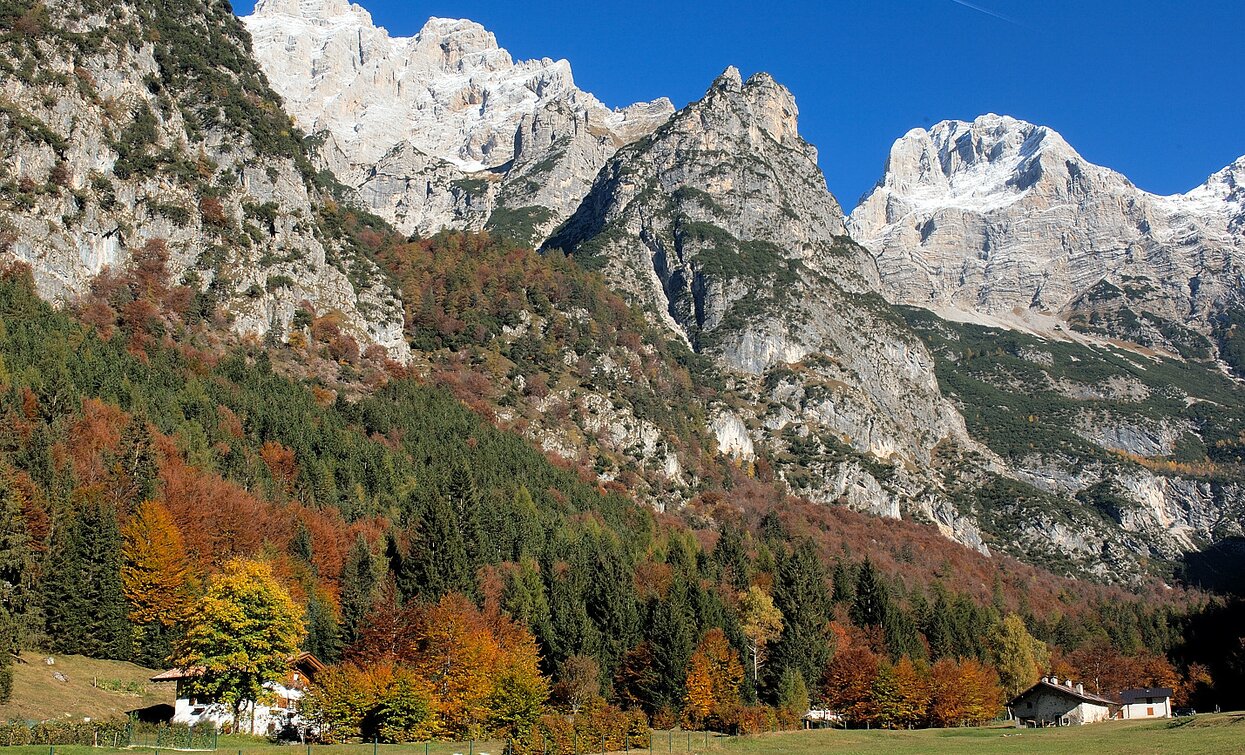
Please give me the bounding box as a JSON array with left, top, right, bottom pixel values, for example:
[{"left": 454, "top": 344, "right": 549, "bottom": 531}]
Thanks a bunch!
[{"left": 0, "top": 247, "right": 1241, "bottom": 740}]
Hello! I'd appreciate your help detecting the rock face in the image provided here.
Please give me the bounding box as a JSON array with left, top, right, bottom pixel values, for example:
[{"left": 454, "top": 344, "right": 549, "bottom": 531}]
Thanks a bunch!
[
  {"left": 548, "top": 69, "right": 988, "bottom": 549},
  {"left": 0, "top": 0, "right": 407, "bottom": 356},
  {"left": 849, "top": 115, "right": 1245, "bottom": 357},
  {"left": 243, "top": 1, "right": 673, "bottom": 242}
]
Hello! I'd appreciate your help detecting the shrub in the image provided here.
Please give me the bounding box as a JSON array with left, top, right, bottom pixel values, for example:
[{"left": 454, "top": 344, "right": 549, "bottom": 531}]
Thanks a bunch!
[{"left": 199, "top": 196, "right": 228, "bottom": 227}]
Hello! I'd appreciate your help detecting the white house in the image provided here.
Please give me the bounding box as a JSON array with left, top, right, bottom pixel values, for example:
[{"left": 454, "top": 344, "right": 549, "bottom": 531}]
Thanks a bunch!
[
  {"left": 150, "top": 652, "right": 325, "bottom": 736},
  {"left": 1008, "top": 677, "right": 1118, "bottom": 727},
  {"left": 1120, "top": 687, "right": 1173, "bottom": 719},
  {"left": 802, "top": 708, "right": 843, "bottom": 729}
]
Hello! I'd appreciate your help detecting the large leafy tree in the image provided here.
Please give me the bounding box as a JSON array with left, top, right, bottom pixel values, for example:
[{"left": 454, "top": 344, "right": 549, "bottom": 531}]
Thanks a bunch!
[
  {"left": 173, "top": 559, "right": 305, "bottom": 733},
  {"left": 989, "top": 613, "right": 1049, "bottom": 698},
  {"left": 682, "top": 628, "right": 743, "bottom": 728}
]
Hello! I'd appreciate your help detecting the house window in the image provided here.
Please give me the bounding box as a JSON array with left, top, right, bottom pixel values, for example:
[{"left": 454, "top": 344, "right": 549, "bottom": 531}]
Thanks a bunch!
[
  {"left": 1060, "top": 716, "right": 1069, "bottom": 726},
  {"left": 1147, "top": 707, "right": 1154, "bottom": 716},
  {"left": 1025, "top": 702, "right": 1033, "bottom": 710}
]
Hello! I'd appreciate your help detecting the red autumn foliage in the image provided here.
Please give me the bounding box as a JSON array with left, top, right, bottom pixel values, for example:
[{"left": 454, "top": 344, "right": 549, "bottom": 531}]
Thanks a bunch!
[{"left": 260, "top": 440, "right": 298, "bottom": 496}]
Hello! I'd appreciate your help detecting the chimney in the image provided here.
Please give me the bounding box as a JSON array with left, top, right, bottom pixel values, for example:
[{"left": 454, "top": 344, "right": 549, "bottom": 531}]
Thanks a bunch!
[
  {"left": 1065, "top": 679, "right": 1073, "bottom": 688},
  {"left": 1076, "top": 683, "right": 1084, "bottom": 695}
]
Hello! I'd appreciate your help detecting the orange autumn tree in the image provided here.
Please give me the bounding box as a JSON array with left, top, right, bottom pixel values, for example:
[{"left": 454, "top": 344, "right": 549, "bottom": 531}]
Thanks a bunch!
[
  {"left": 385, "top": 593, "right": 548, "bottom": 739},
  {"left": 822, "top": 639, "right": 880, "bottom": 724},
  {"left": 121, "top": 499, "right": 192, "bottom": 663},
  {"left": 928, "top": 658, "right": 1004, "bottom": 727},
  {"left": 682, "top": 628, "right": 744, "bottom": 729}
]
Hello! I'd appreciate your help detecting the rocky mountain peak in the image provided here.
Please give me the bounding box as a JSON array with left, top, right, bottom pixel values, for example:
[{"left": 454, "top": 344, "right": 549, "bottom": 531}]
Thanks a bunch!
[
  {"left": 244, "top": 3, "right": 673, "bottom": 240},
  {"left": 252, "top": 0, "right": 358, "bottom": 20},
  {"left": 411, "top": 17, "right": 512, "bottom": 71},
  {"left": 712, "top": 65, "right": 743, "bottom": 91},
  {"left": 850, "top": 114, "right": 1245, "bottom": 358},
  {"left": 697, "top": 68, "right": 805, "bottom": 151}
]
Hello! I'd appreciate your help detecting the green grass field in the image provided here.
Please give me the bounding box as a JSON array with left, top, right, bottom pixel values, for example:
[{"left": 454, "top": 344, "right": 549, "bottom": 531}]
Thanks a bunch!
[
  {"left": 2, "top": 716, "right": 1244, "bottom": 755},
  {"left": 718, "top": 714, "right": 1245, "bottom": 754},
  {"left": 0, "top": 653, "right": 172, "bottom": 723}
]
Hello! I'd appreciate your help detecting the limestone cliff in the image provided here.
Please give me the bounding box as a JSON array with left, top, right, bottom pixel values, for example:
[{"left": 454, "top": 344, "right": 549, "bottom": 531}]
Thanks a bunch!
[
  {"left": 849, "top": 115, "right": 1245, "bottom": 360},
  {"left": 243, "top": 1, "right": 673, "bottom": 243},
  {"left": 0, "top": 0, "right": 407, "bottom": 356}
]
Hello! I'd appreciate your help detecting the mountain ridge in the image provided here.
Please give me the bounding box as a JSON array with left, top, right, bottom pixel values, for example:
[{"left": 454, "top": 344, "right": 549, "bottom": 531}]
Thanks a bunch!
[
  {"left": 242, "top": 0, "right": 673, "bottom": 242},
  {"left": 849, "top": 114, "right": 1245, "bottom": 362}
]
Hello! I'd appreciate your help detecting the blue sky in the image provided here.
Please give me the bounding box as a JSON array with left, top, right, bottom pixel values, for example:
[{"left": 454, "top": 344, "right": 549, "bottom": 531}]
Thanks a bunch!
[{"left": 234, "top": 0, "right": 1245, "bottom": 209}]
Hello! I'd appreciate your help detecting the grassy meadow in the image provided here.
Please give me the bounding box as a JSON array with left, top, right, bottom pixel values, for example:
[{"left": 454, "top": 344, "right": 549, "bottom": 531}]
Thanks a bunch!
[{"left": 1, "top": 715, "right": 1244, "bottom": 755}]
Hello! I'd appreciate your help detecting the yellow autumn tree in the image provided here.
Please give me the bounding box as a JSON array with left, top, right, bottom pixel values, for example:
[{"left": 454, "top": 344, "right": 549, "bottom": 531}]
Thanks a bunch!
[
  {"left": 739, "top": 586, "right": 783, "bottom": 682},
  {"left": 682, "top": 628, "right": 744, "bottom": 729},
  {"left": 173, "top": 559, "right": 305, "bottom": 733}
]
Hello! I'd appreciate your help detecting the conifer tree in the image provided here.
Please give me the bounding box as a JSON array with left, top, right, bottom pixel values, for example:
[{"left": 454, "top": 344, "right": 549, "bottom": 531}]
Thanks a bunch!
[
  {"left": 291, "top": 520, "right": 314, "bottom": 566},
  {"left": 305, "top": 589, "right": 342, "bottom": 663},
  {"left": 339, "top": 534, "right": 379, "bottom": 647},
  {"left": 0, "top": 505, "right": 20, "bottom": 700},
  {"left": 501, "top": 558, "right": 555, "bottom": 663},
  {"left": 402, "top": 487, "right": 471, "bottom": 600},
  {"left": 766, "top": 541, "right": 831, "bottom": 699},
  {"left": 0, "top": 610, "right": 13, "bottom": 704},
  {"left": 584, "top": 530, "right": 639, "bottom": 678},
  {"left": 0, "top": 479, "right": 38, "bottom": 649},
  {"left": 776, "top": 668, "right": 809, "bottom": 717},
  {"left": 711, "top": 524, "right": 750, "bottom": 593},
  {"left": 646, "top": 574, "right": 696, "bottom": 710},
  {"left": 443, "top": 458, "right": 483, "bottom": 572},
  {"left": 850, "top": 558, "right": 889, "bottom": 628},
  {"left": 43, "top": 497, "right": 131, "bottom": 659},
  {"left": 545, "top": 559, "right": 597, "bottom": 667}
]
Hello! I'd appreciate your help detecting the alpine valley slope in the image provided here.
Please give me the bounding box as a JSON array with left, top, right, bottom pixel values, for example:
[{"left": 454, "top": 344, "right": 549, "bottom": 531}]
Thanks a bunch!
[
  {"left": 850, "top": 114, "right": 1245, "bottom": 573},
  {"left": 239, "top": 0, "right": 1245, "bottom": 579},
  {"left": 242, "top": 0, "right": 673, "bottom": 245},
  {"left": 6, "top": 0, "right": 1240, "bottom": 581},
  {"left": 0, "top": 0, "right": 408, "bottom": 355}
]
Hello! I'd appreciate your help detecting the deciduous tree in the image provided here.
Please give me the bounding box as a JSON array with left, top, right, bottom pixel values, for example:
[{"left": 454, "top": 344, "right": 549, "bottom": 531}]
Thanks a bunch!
[
  {"left": 173, "top": 559, "right": 305, "bottom": 733},
  {"left": 739, "top": 586, "right": 783, "bottom": 684},
  {"left": 989, "top": 613, "right": 1048, "bottom": 698}
]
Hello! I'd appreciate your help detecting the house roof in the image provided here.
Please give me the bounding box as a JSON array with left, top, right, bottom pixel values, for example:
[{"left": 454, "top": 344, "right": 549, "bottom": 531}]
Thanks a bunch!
[
  {"left": 149, "top": 666, "right": 204, "bottom": 682},
  {"left": 151, "top": 653, "right": 325, "bottom": 683},
  {"left": 1009, "top": 679, "right": 1119, "bottom": 708},
  {"left": 290, "top": 651, "right": 326, "bottom": 676},
  {"left": 1121, "top": 688, "right": 1173, "bottom": 703}
]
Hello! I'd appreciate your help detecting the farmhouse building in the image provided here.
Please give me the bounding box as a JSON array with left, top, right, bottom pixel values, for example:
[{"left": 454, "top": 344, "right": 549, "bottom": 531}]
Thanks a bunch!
[
  {"left": 150, "top": 652, "right": 325, "bottom": 735},
  {"left": 1120, "top": 687, "right": 1173, "bottom": 719},
  {"left": 1008, "top": 677, "right": 1118, "bottom": 726}
]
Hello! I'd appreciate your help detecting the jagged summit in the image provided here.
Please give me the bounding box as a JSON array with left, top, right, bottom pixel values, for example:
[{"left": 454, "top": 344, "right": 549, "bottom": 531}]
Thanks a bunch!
[
  {"left": 243, "top": 1, "right": 673, "bottom": 240},
  {"left": 857, "top": 114, "right": 1116, "bottom": 218},
  {"left": 849, "top": 114, "right": 1245, "bottom": 352},
  {"left": 243, "top": 1, "right": 671, "bottom": 171}
]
